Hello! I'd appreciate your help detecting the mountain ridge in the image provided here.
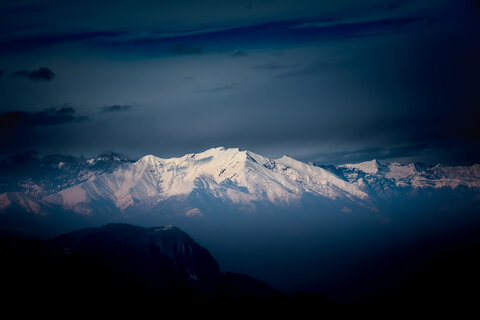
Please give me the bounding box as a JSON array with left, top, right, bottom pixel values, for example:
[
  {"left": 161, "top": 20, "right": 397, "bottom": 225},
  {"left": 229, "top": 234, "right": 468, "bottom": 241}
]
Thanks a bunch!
[
  {"left": 1, "top": 147, "right": 479, "bottom": 221},
  {"left": 41, "top": 147, "right": 371, "bottom": 215}
]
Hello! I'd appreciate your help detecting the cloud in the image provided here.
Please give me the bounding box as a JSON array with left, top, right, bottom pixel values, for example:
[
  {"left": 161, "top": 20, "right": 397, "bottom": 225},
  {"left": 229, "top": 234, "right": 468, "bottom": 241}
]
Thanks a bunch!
[
  {"left": 17, "top": 12, "right": 431, "bottom": 59},
  {"left": 195, "top": 83, "right": 239, "bottom": 93},
  {"left": 0, "top": 150, "right": 39, "bottom": 167},
  {"left": 1, "top": 31, "right": 125, "bottom": 53},
  {"left": 106, "top": 15, "right": 429, "bottom": 57},
  {"left": 274, "top": 60, "right": 352, "bottom": 78},
  {"left": 311, "top": 144, "right": 431, "bottom": 164},
  {"left": 231, "top": 50, "right": 248, "bottom": 57},
  {"left": 170, "top": 44, "right": 204, "bottom": 55},
  {"left": 12, "top": 67, "right": 55, "bottom": 81},
  {"left": 254, "top": 63, "right": 288, "bottom": 70},
  {"left": 101, "top": 105, "right": 131, "bottom": 113},
  {"left": 0, "top": 0, "right": 443, "bottom": 57},
  {"left": 0, "top": 107, "right": 89, "bottom": 131}
]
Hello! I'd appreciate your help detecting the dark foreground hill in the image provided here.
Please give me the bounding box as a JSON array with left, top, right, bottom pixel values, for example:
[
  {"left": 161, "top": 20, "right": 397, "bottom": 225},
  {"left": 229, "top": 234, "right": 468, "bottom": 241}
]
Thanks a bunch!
[{"left": 0, "top": 223, "right": 338, "bottom": 316}]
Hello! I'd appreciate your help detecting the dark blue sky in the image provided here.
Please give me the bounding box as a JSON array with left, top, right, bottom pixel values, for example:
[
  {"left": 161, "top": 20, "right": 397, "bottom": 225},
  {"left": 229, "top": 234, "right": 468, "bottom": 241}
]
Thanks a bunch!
[{"left": 1, "top": 0, "right": 479, "bottom": 164}]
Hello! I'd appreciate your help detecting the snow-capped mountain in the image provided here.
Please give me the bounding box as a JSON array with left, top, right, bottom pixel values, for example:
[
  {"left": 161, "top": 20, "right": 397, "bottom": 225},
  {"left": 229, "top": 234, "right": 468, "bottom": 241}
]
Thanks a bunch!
[
  {"left": 1, "top": 147, "right": 479, "bottom": 219},
  {"left": 44, "top": 147, "right": 369, "bottom": 215},
  {"left": 334, "top": 159, "right": 480, "bottom": 190},
  {"left": 0, "top": 152, "right": 131, "bottom": 198}
]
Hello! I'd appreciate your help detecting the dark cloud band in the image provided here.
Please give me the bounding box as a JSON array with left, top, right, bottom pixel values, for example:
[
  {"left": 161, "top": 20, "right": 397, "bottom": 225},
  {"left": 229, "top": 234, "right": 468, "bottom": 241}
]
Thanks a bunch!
[
  {"left": 101, "top": 105, "right": 131, "bottom": 113},
  {"left": 12, "top": 67, "right": 55, "bottom": 81},
  {"left": 0, "top": 107, "right": 88, "bottom": 131}
]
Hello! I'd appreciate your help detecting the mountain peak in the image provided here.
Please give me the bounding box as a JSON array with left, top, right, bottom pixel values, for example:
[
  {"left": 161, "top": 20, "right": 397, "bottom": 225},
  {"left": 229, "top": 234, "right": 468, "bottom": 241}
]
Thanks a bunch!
[
  {"left": 137, "top": 148, "right": 251, "bottom": 165},
  {"left": 137, "top": 154, "right": 160, "bottom": 165},
  {"left": 341, "top": 159, "right": 380, "bottom": 174},
  {"left": 197, "top": 146, "right": 241, "bottom": 156}
]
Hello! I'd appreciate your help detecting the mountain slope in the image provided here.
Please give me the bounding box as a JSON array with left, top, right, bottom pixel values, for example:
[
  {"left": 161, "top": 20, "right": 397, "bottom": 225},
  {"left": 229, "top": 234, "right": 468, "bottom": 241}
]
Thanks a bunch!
[
  {"left": 47, "top": 223, "right": 222, "bottom": 290},
  {"left": 0, "top": 192, "right": 43, "bottom": 214}
]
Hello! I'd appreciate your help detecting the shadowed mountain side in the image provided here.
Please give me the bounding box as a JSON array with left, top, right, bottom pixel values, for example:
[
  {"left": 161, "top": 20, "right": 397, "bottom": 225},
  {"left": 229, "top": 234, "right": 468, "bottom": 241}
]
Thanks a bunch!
[{"left": 0, "top": 223, "right": 340, "bottom": 316}]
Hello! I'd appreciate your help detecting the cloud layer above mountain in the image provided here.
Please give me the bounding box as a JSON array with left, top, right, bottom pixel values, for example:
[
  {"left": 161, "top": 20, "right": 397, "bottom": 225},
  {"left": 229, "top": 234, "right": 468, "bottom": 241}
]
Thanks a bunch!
[{"left": 0, "top": 0, "right": 479, "bottom": 164}]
